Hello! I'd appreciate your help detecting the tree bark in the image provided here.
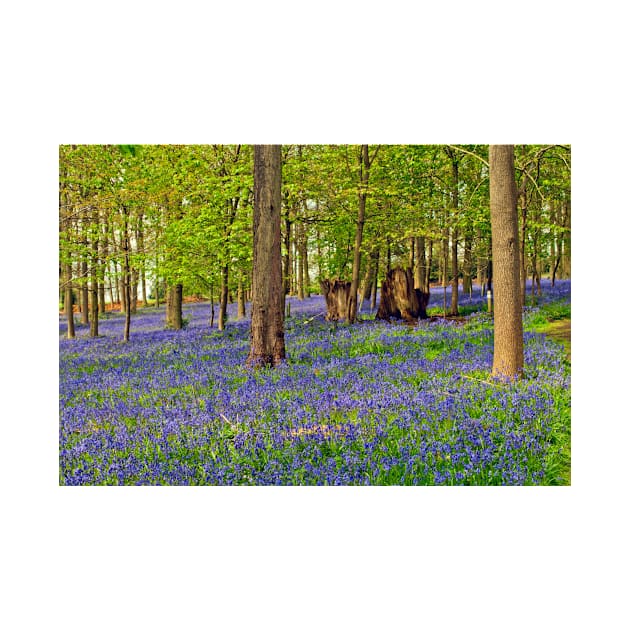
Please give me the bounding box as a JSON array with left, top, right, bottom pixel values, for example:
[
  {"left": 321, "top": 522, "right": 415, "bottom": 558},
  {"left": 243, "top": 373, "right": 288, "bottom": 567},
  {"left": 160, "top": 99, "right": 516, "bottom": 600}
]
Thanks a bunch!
[
  {"left": 321, "top": 279, "right": 352, "bottom": 321},
  {"left": 376, "top": 267, "right": 430, "bottom": 322},
  {"left": 121, "top": 204, "right": 132, "bottom": 342},
  {"left": 489, "top": 145, "right": 523, "bottom": 379},
  {"left": 166, "top": 283, "right": 183, "bottom": 329},
  {"left": 445, "top": 148, "right": 459, "bottom": 316},
  {"left": 80, "top": 259, "right": 89, "bottom": 324},
  {"left": 64, "top": 263, "right": 75, "bottom": 338},
  {"left": 218, "top": 264, "right": 229, "bottom": 330},
  {"left": 371, "top": 248, "right": 380, "bottom": 311},
  {"left": 246, "top": 145, "right": 285, "bottom": 368},
  {"left": 348, "top": 144, "right": 376, "bottom": 323},
  {"left": 237, "top": 272, "right": 246, "bottom": 319}
]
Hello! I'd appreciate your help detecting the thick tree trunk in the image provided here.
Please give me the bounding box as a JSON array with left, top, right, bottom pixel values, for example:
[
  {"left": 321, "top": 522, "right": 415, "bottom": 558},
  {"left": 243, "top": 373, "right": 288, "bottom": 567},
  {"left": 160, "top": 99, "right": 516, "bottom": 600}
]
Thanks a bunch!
[
  {"left": 321, "top": 279, "right": 352, "bottom": 322},
  {"left": 489, "top": 145, "right": 523, "bottom": 379},
  {"left": 166, "top": 284, "right": 183, "bottom": 330},
  {"left": 376, "top": 267, "right": 430, "bottom": 322},
  {"left": 246, "top": 145, "right": 285, "bottom": 368}
]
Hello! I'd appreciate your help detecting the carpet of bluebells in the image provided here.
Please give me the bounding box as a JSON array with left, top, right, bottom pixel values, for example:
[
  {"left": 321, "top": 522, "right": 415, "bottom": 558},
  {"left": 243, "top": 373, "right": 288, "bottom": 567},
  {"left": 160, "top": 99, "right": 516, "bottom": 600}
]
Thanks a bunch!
[{"left": 59, "top": 280, "right": 571, "bottom": 485}]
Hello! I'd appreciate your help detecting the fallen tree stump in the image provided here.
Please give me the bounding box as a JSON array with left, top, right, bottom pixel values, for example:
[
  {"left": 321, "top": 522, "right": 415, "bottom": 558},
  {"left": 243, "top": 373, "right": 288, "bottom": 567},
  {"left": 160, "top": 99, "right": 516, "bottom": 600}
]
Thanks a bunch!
[
  {"left": 376, "top": 267, "right": 430, "bottom": 322},
  {"left": 320, "top": 278, "right": 352, "bottom": 322}
]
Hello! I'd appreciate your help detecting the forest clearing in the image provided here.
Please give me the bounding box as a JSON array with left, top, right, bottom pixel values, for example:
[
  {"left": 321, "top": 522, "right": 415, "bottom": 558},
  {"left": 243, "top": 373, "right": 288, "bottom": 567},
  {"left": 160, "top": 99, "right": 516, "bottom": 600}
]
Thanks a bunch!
[{"left": 59, "top": 144, "right": 571, "bottom": 486}]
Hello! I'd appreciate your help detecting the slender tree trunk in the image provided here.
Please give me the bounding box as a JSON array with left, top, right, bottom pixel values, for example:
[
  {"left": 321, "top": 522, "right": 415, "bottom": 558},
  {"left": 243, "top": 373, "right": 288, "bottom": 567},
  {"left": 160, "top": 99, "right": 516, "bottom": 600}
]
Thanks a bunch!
[
  {"left": 462, "top": 229, "right": 473, "bottom": 295},
  {"left": 247, "top": 144, "right": 285, "bottom": 368},
  {"left": 80, "top": 259, "right": 89, "bottom": 324},
  {"left": 137, "top": 215, "right": 147, "bottom": 307},
  {"left": 414, "top": 236, "right": 425, "bottom": 290},
  {"left": 130, "top": 268, "right": 138, "bottom": 314},
  {"left": 348, "top": 145, "right": 371, "bottom": 324},
  {"left": 489, "top": 145, "right": 523, "bottom": 379},
  {"left": 60, "top": 179, "right": 76, "bottom": 338},
  {"left": 218, "top": 264, "right": 229, "bottom": 330},
  {"left": 90, "top": 219, "right": 99, "bottom": 337},
  {"left": 297, "top": 221, "right": 305, "bottom": 299},
  {"left": 98, "top": 229, "right": 106, "bottom": 314},
  {"left": 112, "top": 260, "right": 120, "bottom": 305},
  {"left": 425, "top": 239, "right": 433, "bottom": 293},
  {"left": 283, "top": 200, "right": 292, "bottom": 298},
  {"left": 64, "top": 262, "right": 75, "bottom": 339},
  {"left": 301, "top": 219, "right": 310, "bottom": 297},
  {"left": 209, "top": 283, "right": 215, "bottom": 327},
  {"left": 122, "top": 205, "right": 132, "bottom": 343},
  {"left": 519, "top": 177, "right": 528, "bottom": 304},
  {"left": 237, "top": 272, "right": 246, "bottom": 319},
  {"left": 446, "top": 150, "right": 459, "bottom": 316},
  {"left": 371, "top": 248, "right": 380, "bottom": 311},
  {"left": 450, "top": 234, "right": 459, "bottom": 315}
]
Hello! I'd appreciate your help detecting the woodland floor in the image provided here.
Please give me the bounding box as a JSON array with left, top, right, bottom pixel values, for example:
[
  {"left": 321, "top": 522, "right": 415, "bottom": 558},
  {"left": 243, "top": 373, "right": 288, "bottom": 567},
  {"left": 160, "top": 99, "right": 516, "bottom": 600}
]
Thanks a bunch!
[{"left": 541, "top": 318, "right": 571, "bottom": 362}]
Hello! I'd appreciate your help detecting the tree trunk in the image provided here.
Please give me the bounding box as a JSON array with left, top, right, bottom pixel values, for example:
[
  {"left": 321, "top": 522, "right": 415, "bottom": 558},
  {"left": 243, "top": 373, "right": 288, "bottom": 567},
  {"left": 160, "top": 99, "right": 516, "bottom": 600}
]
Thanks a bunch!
[
  {"left": 237, "top": 272, "right": 246, "bottom": 319},
  {"left": 414, "top": 236, "right": 425, "bottom": 290},
  {"left": 246, "top": 145, "right": 285, "bottom": 368},
  {"left": 130, "top": 268, "right": 138, "bottom": 314},
  {"left": 446, "top": 149, "right": 459, "bottom": 316},
  {"left": 64, "top": 262, "right": 75, "bottom": 339},
  {"left": 519, "top": 176, "right": 528, "bottom": 304},
  {"left": 462, "top": 229, "right": 473, "bottom": 295},
  {"left": 489, "top": 145, "right": 523, "bottom": 379},
  {"left": 80, "top": 259, "right": 89, "bottom": 324},
  {"left": 209, "top": 283, "right": 215, "bottom": 327},
  {"left": 349, "top": 144, "right": 375, "bottom": 324},
  {"left": 301, "top": 218, "right": 310, "bottom": 298},
  {"left": 371, "top": 248, "right": 380, "bottom": 311},
  {"left": 218, "top": 264, "right": 229, "bottom": 330},
  {"left": 376, "top": 267, "right": 430, "bottom": 322},
  {"left": 321, "top": 279, "right": 352, "bottom": 322},
  {"left": 122, "top": 205, "right": 132, "bottom": 343},
  {"left": 283, "top": 201, "right": 292, "bottom": 298},
  {"left": 89, "top": 258, "right": 98, "bottom": 337},
  {"left": 166, "top": 284, "right": 183, "bottom": 330},
  {"left": 297, "top": 221, "right": 305, "bottom": 300}
]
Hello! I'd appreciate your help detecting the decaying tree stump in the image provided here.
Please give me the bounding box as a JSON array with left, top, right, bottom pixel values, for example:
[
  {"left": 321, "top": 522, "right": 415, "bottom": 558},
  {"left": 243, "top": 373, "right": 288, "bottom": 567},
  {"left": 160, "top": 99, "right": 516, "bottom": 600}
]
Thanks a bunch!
[
  {"left": 320, "top": 279, "right": 352, "bottom": 321},
  {"left": 376, "top": 267, "right": 430, "bottom": 322}
]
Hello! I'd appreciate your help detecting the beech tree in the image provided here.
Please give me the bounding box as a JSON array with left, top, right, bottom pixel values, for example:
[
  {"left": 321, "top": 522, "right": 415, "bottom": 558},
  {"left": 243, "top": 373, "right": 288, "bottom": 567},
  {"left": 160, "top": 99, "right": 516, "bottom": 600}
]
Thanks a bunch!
[
  {"left": 246, "top": 145, "right": 285, "bottom": 368},
  {"left": 489, "top": 145, "right": 523, "bottom": 379}
]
